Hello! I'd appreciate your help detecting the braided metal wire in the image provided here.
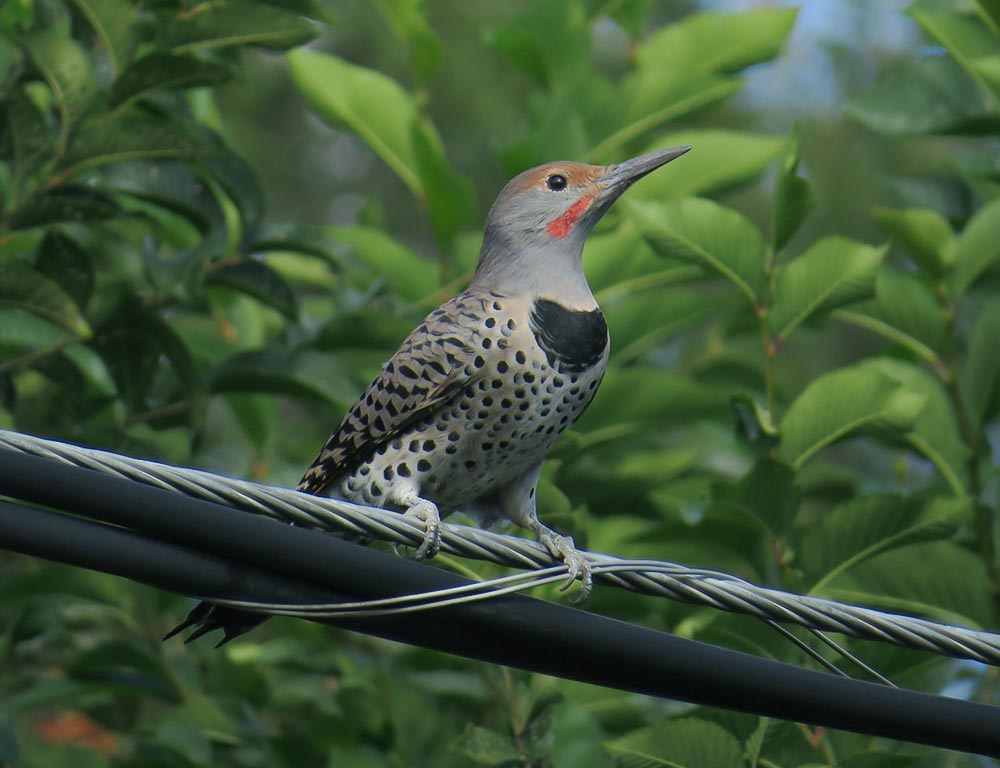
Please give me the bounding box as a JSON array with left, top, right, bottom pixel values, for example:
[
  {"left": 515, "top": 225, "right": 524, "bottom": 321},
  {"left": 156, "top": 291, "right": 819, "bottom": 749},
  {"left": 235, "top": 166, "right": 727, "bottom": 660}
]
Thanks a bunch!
[{"left": 2, "top": 429, "right": 999, "bottom": 666}]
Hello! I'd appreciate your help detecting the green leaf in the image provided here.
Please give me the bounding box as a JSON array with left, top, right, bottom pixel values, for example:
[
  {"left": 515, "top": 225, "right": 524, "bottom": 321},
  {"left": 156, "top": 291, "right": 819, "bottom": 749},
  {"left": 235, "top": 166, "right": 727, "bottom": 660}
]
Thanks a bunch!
[
  {"left": 207, "top": 349, "right": 355, "bottom": 409},
  {"left": 0, "top": 0, "right": 33, "bottom": 32},
  {"left": 590, "top": 7, "right": 798, "bottom": 157},
  {"left": 102, "top": 161, "right": 222, "bottom": 235},
  {"left": 955, "top": 147, "right": 1000, "bottom": 202},
  {"left": 411, "top": 115, "right": 476, "bottom": 247},
  {"left": 604, "top": 287, "right": 715, "bottom": 363},
  {"left": 157, "top": 698, "right": 241, "bottom": 742},
  {"left": 19, "top": 29, "right": 96, "bottom": 139},
  {"left": 493, "top": 73, "right": 596, "bottom": 173},
  {"left": 226, "top": 394, "right": 277, "bottom": 455},
  {"left": 94, "top": 310, "right": 198, "bottom": 420},
  {"left": 287, "top": 50, "right": 472, "bottom": 245},
  {"left": 375, "top": 0, "right": 444, "bottom": 81},
  {"left": 586, "top": 8, "right": 796, "bottom": 160},
  {"left": 35, "top": 230, "right": 94, "bottom": 308},
  {"left": 67, "top": 639, "right": 175, "bottom": 698},
  {"left": 0, "top": 88, "right": 57, "bottom": 202},
  {"left": 770, "top": 237, "right": 885, "bottom": 339},
  {"left": 803, "top": 495, "right": 968, "bottom": 592},
  {"left": 869, "top": 358, "right": 969, "bottom": 495},
  {"left": 332, "top": 226, "right": 439, "bottom": 301},
  {"left": 451, "top": 723, "right": 520, "bottom": 764},
  {"left": 262, "top": 251, "right": 333, "bottom": 288},
  {"left": 315, "top": 309, "right": 412, "bottom": 351},
  {"left": 0, "top": 308, "right": 64, "bottom": 352},
  {"left": 953, "top": 198, "right": 1000, "bottom": 294},
  {"left": 326, "top": 747, "right": 386, "bottom": 768},
  {"left": 628, "top": 198, "right": 767, "bottom": 304},
  {"left": 62, "top": 343, "right": 116, "bottom": 396},
  {"left": 731, "top": 394, "right": 778, "bottom": 452},
  {"left": 0, "top": 263, "right": 90, "bottom": 336},
  {"left": 717, "top": 458, "right": 798, "bottom": 535},
  {"left": 61, "top": 113, "right": 213, "bottom": 178},
  {"left": 578, "top": 368, "right": 730, "bottom": 433},
  {"left": 68, "top": 0, "right": 137, "bottom": 73},
  {"left": 585, "top": 5, "right": 797, "bottom": 161},
  {"left": 634, "top": 8, "right": 798, "bottom": 77},
  {"left": 872, "top": 207, "right": 954, "bottom": 276},
  {"left": 588, "top": 77, "right": 742, "bottom": 161},
  {"left": 779, "top": 363, "right": 927, "bottom": 468},
  {"left": 627, "top": 130, "right": 784, "bottom": 202},
  {"left": 605, "top": 718, "right": 743, "bottom": 768},
  {"left": 607, "top": 0, "right": 653, "bottom": 39},
  {"left": 712, "top": 458, "right": 799, "bottom": 544},
  {"left": 584, "top": 221, "right": 661, "bottom": 294},
  {"left": 837, "top": 267, "right": 946, "bottom": 361},
  {"left": 963, "top": 299, "right": 1000, "bottom": 423},
  {"left": 831, "top": 542, "right": 995, "bottom": 629},
  {"left": 155, "top": 721, "right": 212, "bottom": 766},
  {"left": 487, "top": 0, "right": 590, "bottom": 87},
  {"left": 549, "top": 705, "right": 611, "bottom": 768},
  {"left": 157, "top": 1, "right": 318, "bottom": 53},
  {"left": 846, "top": 55, "right": 1000, "bottom": 136},
  {"left": 772, "top": 125, "right": 813, "bottom": 251},
  {"left": 205, "top": 259, "right": 299, "bottom": 320},
  {"left": 0, "top": 709, "right": 16, "bottom": 768},
  {"left": 743, "top": 718, "right": 769, "bottom": 768},
  {"left": 7, "top": 185, "right": 121, "bottom": 229},
  {"left": 912, "top": 9, "right": 1000, "bottom": 103},
  {"left": 242, "top": 222, "right": 339, "bottom": 263},
  {"left": 977, "top": 0, "right": 1000, "bottom": 31},
  {"left": 110, "top": 53, "right": 232, "bottom": 107},
  {"left": 201, "top": 147, "right": 266, "bottom": 230},
  {"left": 258, "top": 0, "right": 328, "bottom": 17}
]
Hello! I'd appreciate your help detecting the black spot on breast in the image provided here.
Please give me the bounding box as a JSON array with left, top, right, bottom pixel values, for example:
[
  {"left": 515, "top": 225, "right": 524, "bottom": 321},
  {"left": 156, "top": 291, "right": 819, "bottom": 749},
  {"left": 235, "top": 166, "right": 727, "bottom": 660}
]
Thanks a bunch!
[{"left": 529, "top": 299, "right": 608, "bottom": 373}]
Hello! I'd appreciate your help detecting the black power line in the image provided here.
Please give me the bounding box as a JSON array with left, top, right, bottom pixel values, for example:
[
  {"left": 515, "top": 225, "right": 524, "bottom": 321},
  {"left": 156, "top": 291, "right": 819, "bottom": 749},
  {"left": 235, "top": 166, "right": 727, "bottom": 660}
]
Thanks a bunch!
[{"left": 1, "top": 448, "right": 999, "bottom": 757}]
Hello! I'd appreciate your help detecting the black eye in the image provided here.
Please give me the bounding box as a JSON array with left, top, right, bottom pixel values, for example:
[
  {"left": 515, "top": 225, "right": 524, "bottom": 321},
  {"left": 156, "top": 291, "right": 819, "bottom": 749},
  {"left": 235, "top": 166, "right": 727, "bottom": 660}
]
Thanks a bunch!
[{"left": 546, "top": 174, "right": 568, "bottom": 191}]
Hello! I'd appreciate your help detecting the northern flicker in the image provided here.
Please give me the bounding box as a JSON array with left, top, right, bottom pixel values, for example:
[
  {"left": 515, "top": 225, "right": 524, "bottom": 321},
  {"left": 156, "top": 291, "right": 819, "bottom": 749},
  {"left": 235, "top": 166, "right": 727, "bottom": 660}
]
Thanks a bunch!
[{"left": 170, "top": 146, "right": 691, "bottom": 644}]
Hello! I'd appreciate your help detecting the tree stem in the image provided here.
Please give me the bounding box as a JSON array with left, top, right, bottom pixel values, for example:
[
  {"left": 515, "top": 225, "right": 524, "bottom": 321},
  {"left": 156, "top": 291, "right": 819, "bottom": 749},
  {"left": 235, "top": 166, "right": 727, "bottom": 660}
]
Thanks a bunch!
[
  {"left": 758, "top": 304, "right": 777, "bottom": 421},
  {"left": 942, "top": 293, "right": 995, "bottom": 588},
  {"left": 0, "top": 335, "right": 86, "bottom": 375}
]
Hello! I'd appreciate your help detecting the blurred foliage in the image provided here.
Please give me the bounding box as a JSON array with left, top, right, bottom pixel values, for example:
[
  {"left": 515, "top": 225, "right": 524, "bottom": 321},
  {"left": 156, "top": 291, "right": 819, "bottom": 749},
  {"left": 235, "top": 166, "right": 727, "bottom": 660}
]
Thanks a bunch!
[{"left": 1, "top": 0, "right": 1000, "bottom": 766}]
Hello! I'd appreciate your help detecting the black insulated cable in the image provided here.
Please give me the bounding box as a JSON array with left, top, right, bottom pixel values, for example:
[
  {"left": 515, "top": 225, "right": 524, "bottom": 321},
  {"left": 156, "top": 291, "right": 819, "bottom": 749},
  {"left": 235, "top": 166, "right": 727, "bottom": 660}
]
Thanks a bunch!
[{"left": 1, "top": 449, "right": 999, "bottom": 757}]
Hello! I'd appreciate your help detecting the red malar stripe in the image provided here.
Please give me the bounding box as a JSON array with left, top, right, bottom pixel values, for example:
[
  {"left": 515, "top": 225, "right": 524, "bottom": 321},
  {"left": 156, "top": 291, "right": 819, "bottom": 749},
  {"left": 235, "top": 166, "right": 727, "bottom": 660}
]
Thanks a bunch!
[{"left": 547, "top": 196, "right": 593, "bottom": 238}]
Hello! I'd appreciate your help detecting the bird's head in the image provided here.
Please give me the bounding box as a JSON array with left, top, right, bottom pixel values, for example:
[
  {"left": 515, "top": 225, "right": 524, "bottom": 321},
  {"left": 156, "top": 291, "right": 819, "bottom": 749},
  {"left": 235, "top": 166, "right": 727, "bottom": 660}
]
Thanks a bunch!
[{"left": 473, "top": 146, "right": 691, "bottom": 306}]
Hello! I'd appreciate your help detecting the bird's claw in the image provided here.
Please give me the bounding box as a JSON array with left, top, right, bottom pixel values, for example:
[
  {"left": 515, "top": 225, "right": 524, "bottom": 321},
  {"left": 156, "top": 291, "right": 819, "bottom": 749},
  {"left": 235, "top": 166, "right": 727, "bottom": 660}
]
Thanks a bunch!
[
  {"left": 559, "top": 550, "right": 593, "bottom": 604},
  {"left": 401, "top": 499, "right": 441, "bottom": 560},
  {"left": 538, "top": 528, "right": 593, "bottom": 604}
]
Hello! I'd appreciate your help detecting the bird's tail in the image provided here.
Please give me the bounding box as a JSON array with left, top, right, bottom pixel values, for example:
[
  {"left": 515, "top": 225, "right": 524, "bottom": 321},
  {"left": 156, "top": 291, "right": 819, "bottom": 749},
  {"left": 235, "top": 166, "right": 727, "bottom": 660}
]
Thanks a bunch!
[
  {"left": 164, "top": 602, "right": 270, "bottom": 648},
  {"left": 166, "top": 476, "right": 350, "bottom": 646}
]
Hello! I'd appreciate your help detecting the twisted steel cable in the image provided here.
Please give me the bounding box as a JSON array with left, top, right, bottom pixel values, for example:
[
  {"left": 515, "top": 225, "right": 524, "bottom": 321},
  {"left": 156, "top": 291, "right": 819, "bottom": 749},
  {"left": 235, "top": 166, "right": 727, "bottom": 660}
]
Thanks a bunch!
[{"left": 1, "top": 429, "right": 998, "bottom": 666}]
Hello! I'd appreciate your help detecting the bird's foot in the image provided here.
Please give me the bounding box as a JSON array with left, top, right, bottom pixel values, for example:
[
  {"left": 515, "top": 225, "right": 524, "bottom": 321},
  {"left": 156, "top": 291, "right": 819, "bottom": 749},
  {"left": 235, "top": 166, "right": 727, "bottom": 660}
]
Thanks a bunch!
[
  {"left": 536, "top": 527, "right": 592, "bottom": 604},
  {"left": 399, "top": 498, "right": 441, "bottom": 560}
]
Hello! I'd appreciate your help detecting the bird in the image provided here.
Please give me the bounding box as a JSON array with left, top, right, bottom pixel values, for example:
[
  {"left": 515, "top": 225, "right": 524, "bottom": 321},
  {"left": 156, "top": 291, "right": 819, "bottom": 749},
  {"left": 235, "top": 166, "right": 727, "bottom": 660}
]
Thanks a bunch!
[{"left": 168, "top": 145, "right": 691, "bottom": 645}]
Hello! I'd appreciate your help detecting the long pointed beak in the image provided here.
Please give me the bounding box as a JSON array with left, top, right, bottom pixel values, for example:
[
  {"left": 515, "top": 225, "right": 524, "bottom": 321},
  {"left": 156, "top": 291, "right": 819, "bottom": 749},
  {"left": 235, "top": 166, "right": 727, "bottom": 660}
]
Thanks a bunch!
[{"left": 598, "top": 145, "right": 692, "bottom": 192}]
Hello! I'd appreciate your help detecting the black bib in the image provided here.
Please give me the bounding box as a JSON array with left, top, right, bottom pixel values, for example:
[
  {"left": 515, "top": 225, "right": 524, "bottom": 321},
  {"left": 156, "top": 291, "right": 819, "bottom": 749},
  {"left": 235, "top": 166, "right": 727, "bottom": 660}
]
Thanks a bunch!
[{"left": 529, "top": 298, "right": 608, "bottom": 373}]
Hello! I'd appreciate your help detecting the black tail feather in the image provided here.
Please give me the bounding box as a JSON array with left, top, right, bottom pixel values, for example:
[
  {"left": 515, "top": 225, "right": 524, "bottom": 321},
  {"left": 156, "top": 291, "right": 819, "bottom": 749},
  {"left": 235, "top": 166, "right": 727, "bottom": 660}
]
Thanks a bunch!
[
  {"left": 165, "top": 602, "right": 269, "bottom": 647},
  {"left": 165, "top": 527, "right": 363, "bottom": 646}
]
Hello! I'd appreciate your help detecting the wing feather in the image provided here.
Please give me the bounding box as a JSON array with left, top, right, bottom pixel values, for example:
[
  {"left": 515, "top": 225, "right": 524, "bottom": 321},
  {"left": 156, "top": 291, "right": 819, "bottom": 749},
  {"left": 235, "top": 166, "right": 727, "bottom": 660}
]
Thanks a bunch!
[{"left": 297, "top": 293, "right": 489, "bottom": 494}]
